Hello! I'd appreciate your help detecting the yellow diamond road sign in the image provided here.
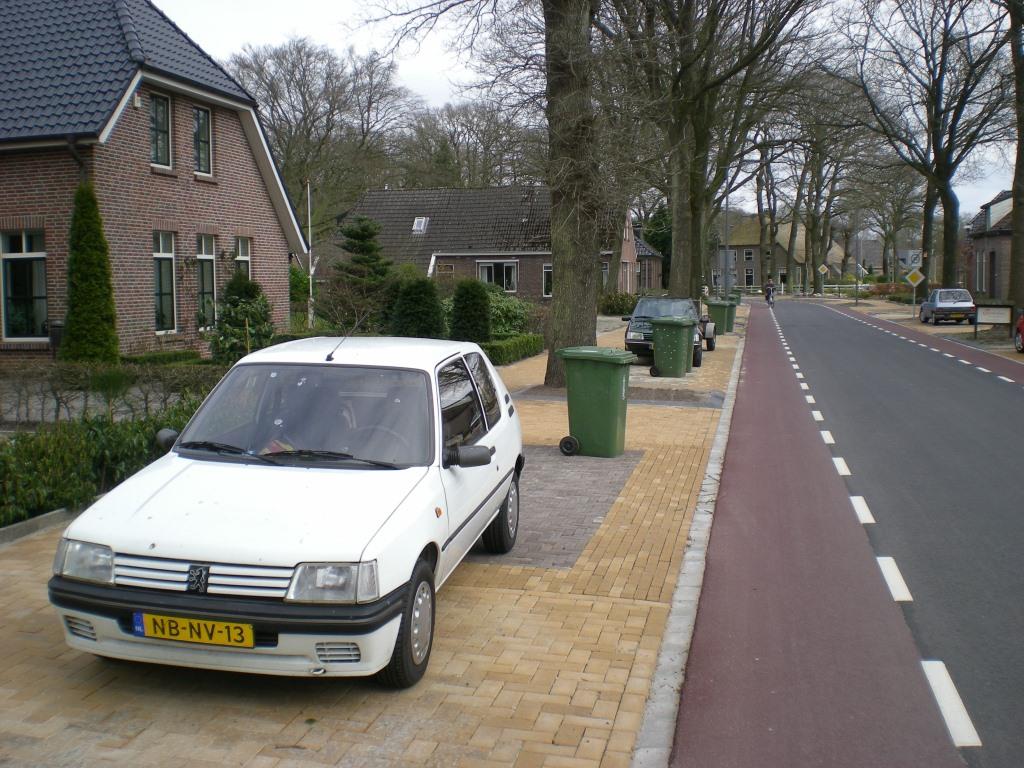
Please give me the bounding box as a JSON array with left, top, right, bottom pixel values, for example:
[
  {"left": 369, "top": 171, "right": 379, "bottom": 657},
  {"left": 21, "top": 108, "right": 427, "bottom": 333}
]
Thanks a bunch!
[
  {"left": 906, "top": 268, "right": 925, "bottom": 287},
  {"left": 817, "top": 264, "right": 829, "bottom": 275}
]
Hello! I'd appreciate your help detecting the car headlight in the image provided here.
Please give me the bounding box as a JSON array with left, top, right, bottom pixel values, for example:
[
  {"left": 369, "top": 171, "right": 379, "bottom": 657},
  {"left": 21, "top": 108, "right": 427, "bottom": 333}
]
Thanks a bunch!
[
  {"left": 54, "top": 538, "right": 114, "bottom": 584},
  {"left": 286, "top": 561, "right": 379, "bottom": 604},
  {"left": 627, "top": 331, "right": 644, "bottom": 340}
]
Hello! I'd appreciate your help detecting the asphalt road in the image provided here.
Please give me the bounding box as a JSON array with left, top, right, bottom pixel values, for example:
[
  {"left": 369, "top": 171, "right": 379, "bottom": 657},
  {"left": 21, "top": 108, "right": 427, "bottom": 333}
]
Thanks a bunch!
[
  {"left": 673, "top": 300, "right": 964, "bottom": 767},
  {"left": 771, "top": 300, "right": 1024, "bottom": 768}
]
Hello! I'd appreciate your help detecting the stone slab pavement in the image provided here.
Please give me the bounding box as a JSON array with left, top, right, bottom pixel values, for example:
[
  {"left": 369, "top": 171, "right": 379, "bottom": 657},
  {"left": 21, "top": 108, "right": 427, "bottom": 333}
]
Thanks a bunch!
[{"left": 0, "top": 308, "right": 748, "bottom": 768}]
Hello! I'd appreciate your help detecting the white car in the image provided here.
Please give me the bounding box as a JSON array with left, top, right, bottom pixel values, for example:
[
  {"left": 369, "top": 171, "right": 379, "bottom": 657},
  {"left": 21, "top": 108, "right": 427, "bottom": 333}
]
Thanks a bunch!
[{"left": 48, "top": 337, "right": 524, "bottom": 687}]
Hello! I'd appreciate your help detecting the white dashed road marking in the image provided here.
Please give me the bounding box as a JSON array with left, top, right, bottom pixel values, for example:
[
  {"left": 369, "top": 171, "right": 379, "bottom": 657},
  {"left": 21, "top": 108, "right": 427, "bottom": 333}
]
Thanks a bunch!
[
  {"left": 796, "top": 373, "right": 805, "bottom": 380},
  {"left": 921, "top": 661, "right": 983, "bottom": 747},
  {"left": 876, "top": 557, "right": 912, "bottom": 601},
  {"left": 820, "top": 430, "right": 834, "bottom": 444},
  {"left": 811, "top": 410, "right": 823, "bottom": 422},
  {"left": 833, "top": 457, "right": 851, "bottom": 476},
  {"left": 800, "top": 383, "right": 809, "bottom": 390},
  {"left": 977, "top": 367, "right": 990, "bottom": 373},
  {"left": 999, "top": 376, "right": 1015, "bottom": 383},
  {"left": 805, "top": 395, "right": 816, "bottom": 404},
  {"left": 850, "top": 496, "right": 875, "bottom": 524}
]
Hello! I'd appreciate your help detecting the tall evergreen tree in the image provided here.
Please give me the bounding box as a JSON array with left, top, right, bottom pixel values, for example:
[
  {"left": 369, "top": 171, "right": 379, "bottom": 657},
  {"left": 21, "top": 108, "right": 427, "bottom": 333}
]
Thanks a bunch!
[
  {"left": 323, "top": 216, "right": 393, "bottom": 331},
  {"left": 60, "top": 183, "right": 118, "bottom": 362}
]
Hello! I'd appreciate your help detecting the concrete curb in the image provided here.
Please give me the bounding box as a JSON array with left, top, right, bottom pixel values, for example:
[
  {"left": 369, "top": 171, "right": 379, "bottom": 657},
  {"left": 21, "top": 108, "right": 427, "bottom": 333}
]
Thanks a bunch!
[
  {"left": 631, "top": 333, "right": 747, "bottom": 768},
  {"left": 0, "top": 507, "right": 78, "bottom": 549}
]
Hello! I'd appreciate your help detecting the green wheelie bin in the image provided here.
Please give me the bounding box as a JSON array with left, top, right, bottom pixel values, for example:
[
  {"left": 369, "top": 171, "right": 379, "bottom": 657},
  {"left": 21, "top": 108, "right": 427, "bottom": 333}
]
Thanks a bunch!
[
  {"left": 730, "top": 289, "right": 743, "bottom": 305},
  {"left": 650, "top": 316, "right": 696, "bottom": 378},
  {"left": 705, "top": 299, "right": 730, "bottom": 335},
  {"left": 726, "top": 298, "right": 737, "bottom": 332},
  {"left": 556, "top": 346, "right": 636, "bottom": 458}
]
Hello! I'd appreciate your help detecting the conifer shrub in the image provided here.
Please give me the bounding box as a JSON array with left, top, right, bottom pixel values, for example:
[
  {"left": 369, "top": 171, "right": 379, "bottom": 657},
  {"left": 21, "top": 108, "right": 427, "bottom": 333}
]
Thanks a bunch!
[
  {"left": 391, "top": 277, "right": 445, "bottom": 338},
  {"left": 60, "top": 183, "right": 119, "bottom": 362},
  {"left": 211, "top": 273, "right": 274, "bottom": 364},
  {"left": 450, "top": 280, "right": 492, "bottom": 342}
]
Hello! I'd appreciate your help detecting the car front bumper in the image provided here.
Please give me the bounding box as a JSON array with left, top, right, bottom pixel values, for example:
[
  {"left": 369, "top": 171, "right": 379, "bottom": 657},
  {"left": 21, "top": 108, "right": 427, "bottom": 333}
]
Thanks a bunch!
[{"left": 48, "top": 576, "right": 406, "bottom": 677}]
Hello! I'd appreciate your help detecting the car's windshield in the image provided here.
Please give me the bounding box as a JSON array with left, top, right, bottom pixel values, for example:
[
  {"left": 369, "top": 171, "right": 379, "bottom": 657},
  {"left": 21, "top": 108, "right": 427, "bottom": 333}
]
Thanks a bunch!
[
  {"left": 178, "top": 364, "right": 432, "bottom": 467},
  {"left": 633, "top": 298, "right": 698, "bottom": 319},
  {"left": 938, "top": 290, "right": 971, "bottom": 303}
]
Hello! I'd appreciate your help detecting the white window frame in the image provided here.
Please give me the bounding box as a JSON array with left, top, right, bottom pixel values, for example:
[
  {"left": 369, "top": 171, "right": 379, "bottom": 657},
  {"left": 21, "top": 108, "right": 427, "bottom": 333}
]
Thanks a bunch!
[
  {"left": 542, "top": 264, "right": 553, "bottom": 297},
  {"left": 153, "top": 231, "right": 177, "bottom": 334},
  {"left": 745, "top": 267, "right": 755, "bottom": 286},
  {"left": 744, "top": 249, "right": 754, "bottom": 261},
  {"left": 711, "top": 269, "right": 721, "bottom": 287},
  {"left": 196, "top": 234, "right": 216, "bottom": 330},
  {"left": 412, "top": 216, "right": 429, "bottom": 233},
  {"left": 150, "top": 93, "right": 173, "bottom": 169},
  {"left": 602, "top": 261, "right": 610, "bottom": 289},
  {"left": 0, "top": 229, "right": 47, "bottom": 341},
  {"left": 476, "top": 260, "right": 518, "bottom": 293},
  {"left": 235, "top": 236, "right": 251, "bottom": 276},
  {"left": 976, "top": 251, "right": 988, "bottom": 293},
  {"left": 193, "top": 106, "right": 213, "bottom": 176}
]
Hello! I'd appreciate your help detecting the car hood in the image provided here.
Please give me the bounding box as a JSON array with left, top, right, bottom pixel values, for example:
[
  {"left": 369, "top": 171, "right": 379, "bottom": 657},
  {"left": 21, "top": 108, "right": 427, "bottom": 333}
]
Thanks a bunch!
[{"left": 65, "top": 454, "right": 429, "bottom": 566}]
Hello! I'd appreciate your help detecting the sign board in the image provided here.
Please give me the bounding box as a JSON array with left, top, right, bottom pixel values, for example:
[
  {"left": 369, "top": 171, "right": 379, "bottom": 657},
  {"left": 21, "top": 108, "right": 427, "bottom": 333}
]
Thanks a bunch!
[
  {"left": 977, "top": 305, "right": 1013, "bottom": 325},
  {"left": 899, "top": 249, "right": 922, "bottom": 267},
  {"left": 817, "top": 264, "right": 830, "bottom": 276},
  {"left": 905, "top": 268, "right": 925, "bottom": 287},
  {"left": 856, "top": 263, "right": 869, "bottom": 276}
]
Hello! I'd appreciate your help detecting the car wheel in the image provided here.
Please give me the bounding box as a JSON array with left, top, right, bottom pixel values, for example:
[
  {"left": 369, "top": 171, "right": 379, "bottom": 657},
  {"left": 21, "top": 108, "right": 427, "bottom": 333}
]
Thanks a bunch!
[
  {"left": 378, "top": 559, "right": 435, "bottom": 689},
  {"left": 483, "top": 474, "right": 519, "bottom": 554},
  {"left": 956, "top": 318, "right": 965, "bottom": 324},
  {"left": 919, "top": 308, "right": 927, "bottom": 323},
  {"left": 1015, "top": 330, "right": 1023, "bottom": 353},
  {"left": 692, "top": 343, "right": 703, "bottom": 368},
  {"left": 706, "top": 335, "right": 716, "bottom": 351}
]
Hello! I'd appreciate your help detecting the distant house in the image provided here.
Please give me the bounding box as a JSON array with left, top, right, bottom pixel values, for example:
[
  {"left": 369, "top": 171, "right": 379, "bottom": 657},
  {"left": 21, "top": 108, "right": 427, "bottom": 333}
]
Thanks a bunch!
[
  {"left": 966, "top": 191, "right": 1012, "bottom": 300},
  {"left": 339, "top": 187, "right": 662, "bottom": 300},
  {"left": 715, "top": 214, "right": 845, "bottom": 289},
  {"left": 0, "top": 0, "right": 306, "bottom": 361}
]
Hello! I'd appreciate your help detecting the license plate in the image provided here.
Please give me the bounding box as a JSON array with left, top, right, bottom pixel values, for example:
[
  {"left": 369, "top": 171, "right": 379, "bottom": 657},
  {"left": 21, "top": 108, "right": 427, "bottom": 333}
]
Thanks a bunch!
[{"left": 132, "top": 612, "right": 254, "bottom": 648}]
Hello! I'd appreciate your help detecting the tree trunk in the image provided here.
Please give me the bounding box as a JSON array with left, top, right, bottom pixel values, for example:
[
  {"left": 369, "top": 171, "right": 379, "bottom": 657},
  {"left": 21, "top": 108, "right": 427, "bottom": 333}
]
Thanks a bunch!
[
  {"left": 786, "top": 163, "right": 808, "bottom": 294},
  {"left": 1010, "top": 1, "right": 1024, "bottom": 311},
  {"left": 920, "top": 182, "right": 938, "bottom": 283},
  {"left": 937, "top": 184, "right": 960, "bottom": 289},
  {"left": 542, "top": 0, "right": 600, "bottom": 387},
  {"left": 668, "top": 120, "right": 694, "bottom": 297}
]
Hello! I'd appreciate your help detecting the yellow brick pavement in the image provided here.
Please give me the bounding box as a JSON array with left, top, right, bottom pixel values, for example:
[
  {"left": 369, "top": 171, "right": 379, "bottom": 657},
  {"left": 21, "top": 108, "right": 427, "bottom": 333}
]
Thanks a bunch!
[{"left": 0, "top": 315, "right": 745, "bottom": 767}]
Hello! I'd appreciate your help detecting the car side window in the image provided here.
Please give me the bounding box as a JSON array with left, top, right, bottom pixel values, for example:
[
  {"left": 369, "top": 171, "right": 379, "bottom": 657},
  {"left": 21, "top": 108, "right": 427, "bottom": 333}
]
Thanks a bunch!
[
  {"left": 466, "top": 352, "right": 501, "bottom": 428},
  {"left": 438, "top": 360, "right": 487, "bottom": 448}
]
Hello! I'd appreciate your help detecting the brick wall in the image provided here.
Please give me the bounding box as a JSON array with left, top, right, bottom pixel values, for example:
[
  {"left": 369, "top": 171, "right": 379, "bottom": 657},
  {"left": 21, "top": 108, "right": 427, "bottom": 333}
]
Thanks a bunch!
[
  {"left": 437, "top": 255, "right": 553, "bottom": 302},
  {"left": 0, "top": 82, "right": 293, "bottom": 360},
  {"left": 967, "top": 234, "right": 1010, "bottom": 300}
]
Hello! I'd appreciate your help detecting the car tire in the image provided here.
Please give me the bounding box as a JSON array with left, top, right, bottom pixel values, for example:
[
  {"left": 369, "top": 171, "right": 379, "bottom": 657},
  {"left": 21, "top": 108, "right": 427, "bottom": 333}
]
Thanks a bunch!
[
  {"left": 956, "top": 318, "right": 965, "bottom": 324},
  {"left": 919, "top": 309, "right": 927, "bottom": 323},
  {"left": 378, "top": 559, "right": 435, "bottom": 689},
  {"left": 706, "top": 335, "right": 716, "bottom": 351},
  {"left": 482, "top": 474, "right": 519, "bottom": 554},
  {"left": 692, "top": 343, "right": 703, "bottom": 368},
  {"left": 1015, "top": 330, "right": 1023, "bottom": 353}
]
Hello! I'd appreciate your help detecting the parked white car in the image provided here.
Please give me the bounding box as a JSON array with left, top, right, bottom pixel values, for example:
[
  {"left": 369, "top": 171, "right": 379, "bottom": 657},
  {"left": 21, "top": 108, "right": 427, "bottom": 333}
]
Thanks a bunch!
[{"left": 49, "top": 337, "right": 524, "bottom": 687}]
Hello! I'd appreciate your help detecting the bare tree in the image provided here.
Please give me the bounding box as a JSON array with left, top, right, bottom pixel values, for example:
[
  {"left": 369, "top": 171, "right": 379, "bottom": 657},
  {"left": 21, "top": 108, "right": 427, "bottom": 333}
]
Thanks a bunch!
[
  {"left": 837, "top": 0, "right": 1012, "bottom": 286},
  {"left": 1006, "top": 0, "right": 1024, "bottom": 311}
]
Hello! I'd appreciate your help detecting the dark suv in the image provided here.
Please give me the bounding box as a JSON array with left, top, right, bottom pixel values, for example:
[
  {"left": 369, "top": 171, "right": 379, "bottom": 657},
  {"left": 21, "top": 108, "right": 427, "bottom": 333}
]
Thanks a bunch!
[{"left": 623, "top": 297, "right": 716, "bottom": 367}]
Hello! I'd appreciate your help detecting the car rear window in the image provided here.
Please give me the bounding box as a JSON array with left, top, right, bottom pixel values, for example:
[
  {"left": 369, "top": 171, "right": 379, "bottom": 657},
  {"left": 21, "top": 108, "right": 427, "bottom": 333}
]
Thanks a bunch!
[
  {"left": 633, "top": 298, "right": 698, "bottom": 319},
  {"left": 938, "top": 290, "right": 972, "bottom": 302},
  {"left": 465, "top": 352, "right": 502, "bottom": 428}
]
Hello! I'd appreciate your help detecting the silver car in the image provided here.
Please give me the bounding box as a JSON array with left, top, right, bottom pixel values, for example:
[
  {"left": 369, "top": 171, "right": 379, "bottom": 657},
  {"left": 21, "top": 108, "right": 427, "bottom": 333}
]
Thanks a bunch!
[{"left": 919, "top": 289, "right": 976, "bottom": 325}]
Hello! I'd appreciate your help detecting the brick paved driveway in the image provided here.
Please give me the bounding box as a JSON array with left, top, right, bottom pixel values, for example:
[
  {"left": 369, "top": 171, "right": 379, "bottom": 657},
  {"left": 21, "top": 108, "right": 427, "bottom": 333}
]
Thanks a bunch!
[{"left": 0, "top": 323, "right": 742, "bottom": 768}]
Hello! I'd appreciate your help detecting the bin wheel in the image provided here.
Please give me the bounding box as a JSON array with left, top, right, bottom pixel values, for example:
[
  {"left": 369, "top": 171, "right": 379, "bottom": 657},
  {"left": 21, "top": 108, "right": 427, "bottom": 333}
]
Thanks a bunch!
[
  {"left": 559, "top": 436, "right": 580, "bottom": 456},
  {"left": 650, "top": 365, "right": 660, "bottom": 377}
]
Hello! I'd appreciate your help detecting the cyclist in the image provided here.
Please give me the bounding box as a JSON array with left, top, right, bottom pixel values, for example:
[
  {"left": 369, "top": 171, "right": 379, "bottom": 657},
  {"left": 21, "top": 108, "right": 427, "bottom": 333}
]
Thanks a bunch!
[{"left": 764, "top": 277, "right": 776, "bottom": 308}]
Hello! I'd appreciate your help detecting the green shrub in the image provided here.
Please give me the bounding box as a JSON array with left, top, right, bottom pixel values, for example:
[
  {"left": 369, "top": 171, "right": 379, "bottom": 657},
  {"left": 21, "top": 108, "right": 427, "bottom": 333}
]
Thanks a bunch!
[
  {"left": 599, "top": 292, "right": 638, "bottom": 316},
  {"left": 489, "top": 290, "right": 530, "bottom": 336},
  {"left": 480, "top": 334, "right": 544, "bottom": 366},
  {"left": 122, "top": 350, "right": 201, "bottom": 365},
  {"left": 0, "top": 398, "right": 199, "bottom": 527},
  {"left": 60, "top": 183, "right": 119, "bottom": 362},
  {"left": 224, "top": 271, "right": 263, "bottom": 302},
  {"left": 391, "top": 278, "right": 445, "bottom": 338},
  {"left": 210, "top": 281, "right": 275, "bottom": 366},
  {"left": 450, "top": 280, "right": 492, "bottom": 342}
]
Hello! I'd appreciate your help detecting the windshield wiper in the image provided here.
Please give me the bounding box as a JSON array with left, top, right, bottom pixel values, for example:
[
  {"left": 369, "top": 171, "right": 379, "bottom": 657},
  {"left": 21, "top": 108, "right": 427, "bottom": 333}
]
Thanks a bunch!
[
  {"left": 177, "top": 440, "right": 277, "bottom": 464},
  {"left": 262, "top": 449, "right": 400, "bottom": 469}
]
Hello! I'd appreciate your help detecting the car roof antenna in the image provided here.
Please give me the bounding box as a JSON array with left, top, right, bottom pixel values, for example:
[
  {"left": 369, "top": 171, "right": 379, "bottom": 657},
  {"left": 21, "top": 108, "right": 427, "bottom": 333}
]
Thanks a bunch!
[{"left": 325, "top": 316, "right": 365, "bottom": 362}]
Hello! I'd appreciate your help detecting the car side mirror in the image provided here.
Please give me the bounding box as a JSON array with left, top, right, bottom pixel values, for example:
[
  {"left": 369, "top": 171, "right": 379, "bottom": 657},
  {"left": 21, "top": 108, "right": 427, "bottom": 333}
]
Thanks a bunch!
[
  {"left": 156, "top": 428, "right": 179, "bottom": 452},
  {"left": 444, "top": 444, "right": 493, "bottom": 468},
  {"left": 621, "top": 315, "right": 632, "bottom": 321}
]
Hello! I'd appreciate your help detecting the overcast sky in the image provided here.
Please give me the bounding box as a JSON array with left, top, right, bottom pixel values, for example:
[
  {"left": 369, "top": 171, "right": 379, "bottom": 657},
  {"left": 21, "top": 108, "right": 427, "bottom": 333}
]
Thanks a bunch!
[{"left": 154, "top": 0, "right": 1011, "bottom": 217}]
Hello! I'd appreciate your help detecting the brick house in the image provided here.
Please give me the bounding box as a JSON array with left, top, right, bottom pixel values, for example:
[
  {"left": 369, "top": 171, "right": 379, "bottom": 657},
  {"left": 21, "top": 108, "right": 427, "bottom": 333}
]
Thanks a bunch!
[
  {"left": 0, "top": 0, "right": 306, "bottom": 361},
  {"left": 339, "top": 187, "right": 662, "bottom": 301},
  {"left": 965, "top": 191, "right": 1012, "bottom": 300}
]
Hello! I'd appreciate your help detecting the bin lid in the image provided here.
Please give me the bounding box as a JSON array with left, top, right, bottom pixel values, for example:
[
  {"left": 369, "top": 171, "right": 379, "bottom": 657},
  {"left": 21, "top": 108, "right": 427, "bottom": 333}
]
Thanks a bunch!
[
  {"left": 705, "top": 299, "right": 730, "bottom": 307},
  {"left": 556, "top": 346, "right": 637, "bottom": 364},
  {"left": 649, "top": 316, "right": 696, "bottom": 327}
]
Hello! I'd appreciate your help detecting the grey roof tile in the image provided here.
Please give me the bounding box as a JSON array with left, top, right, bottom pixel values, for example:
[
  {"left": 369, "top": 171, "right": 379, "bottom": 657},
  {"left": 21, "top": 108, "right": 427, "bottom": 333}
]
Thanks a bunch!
[{"left": 0, "top": 0, "right": 250, "bottom": 144}]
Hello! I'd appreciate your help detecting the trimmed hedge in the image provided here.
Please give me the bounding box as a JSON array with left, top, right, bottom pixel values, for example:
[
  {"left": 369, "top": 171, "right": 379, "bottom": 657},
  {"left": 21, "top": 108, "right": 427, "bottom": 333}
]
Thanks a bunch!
[
  {"left": 480, "top": 334, "right": 544, "bottom": 366},
  {"left": 391, "top": 278, "right": 445, "bottom": 338},
  {"left": 450, "top": 280, "right": 492, "bottom": 342},
  {"left": 600, "top": 292, "right": 638, "bottom": 316},
  {"left": 122, "top": 350, "right": 202, "bottom": 365},
  {"left": 0, "top": 398, "right": 200, "bottom": 527}
]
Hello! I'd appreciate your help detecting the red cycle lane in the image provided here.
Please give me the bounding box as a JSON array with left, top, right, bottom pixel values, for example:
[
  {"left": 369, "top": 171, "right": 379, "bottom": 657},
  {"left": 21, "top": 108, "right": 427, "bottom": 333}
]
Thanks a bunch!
[{"left": 670, "top": 302, "right": 964, "bottom": 768}]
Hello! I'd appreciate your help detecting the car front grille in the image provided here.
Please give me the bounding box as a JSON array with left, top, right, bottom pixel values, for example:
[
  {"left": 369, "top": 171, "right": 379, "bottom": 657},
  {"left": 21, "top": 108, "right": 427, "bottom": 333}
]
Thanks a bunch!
[
  {"left": 113, "top": 554, "right": 294, "bottom": 598},
  {"left": 315, "top": 641, "right": 361, "bottom": 664}
]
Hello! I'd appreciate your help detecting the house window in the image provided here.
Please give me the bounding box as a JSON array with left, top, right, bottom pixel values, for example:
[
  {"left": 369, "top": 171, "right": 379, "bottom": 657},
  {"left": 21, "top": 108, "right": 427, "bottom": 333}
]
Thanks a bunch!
[
  {"left": 744, "top": 249, "right": 754, "bottom": 261},
  {"left": 711, "top": 269, "right": 720, "bottom": 287},
  {"left": 235, "top": 236, "right": 251, "bottom": 277},
  {"left": 197, "top": 234, "right": 216, "bottom": 329},
  {"left": 779, "top": 268, "right": 787, "bottom": 285},
  {"left": 153, "top": 231, "right": 176, "bottom": 332},
  {"left": 602, "top": 261, "right": 609, "bottom": 288},
  {"left": 745, "top": 268, "right": 754, "bottom": 287},
  {"left": 976, "top": 251, "right": 988, "bottom": 292},
  {"left": 478, "top": 261, "right": 517, "bottom": 292},
  {"left": 435, "top": 263, "right": 455, "bottom": 281},
  {"left": 193, "top": 107, "right": 212, "bottom": 174},
  {"left": 1, "top": 230, "right": 47, "bottom": 339},
  {"left": 150, "top": 94, "right": 171, "bottom": 167},
  {"left": 543, "top": 264, "right": 553, "bottom": 297},
  {"left": 412, "top": 217, "right": 429, "bottom": 233},
  {"left": 639, "top": 260, "right": 654, "bottom": 291}
]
